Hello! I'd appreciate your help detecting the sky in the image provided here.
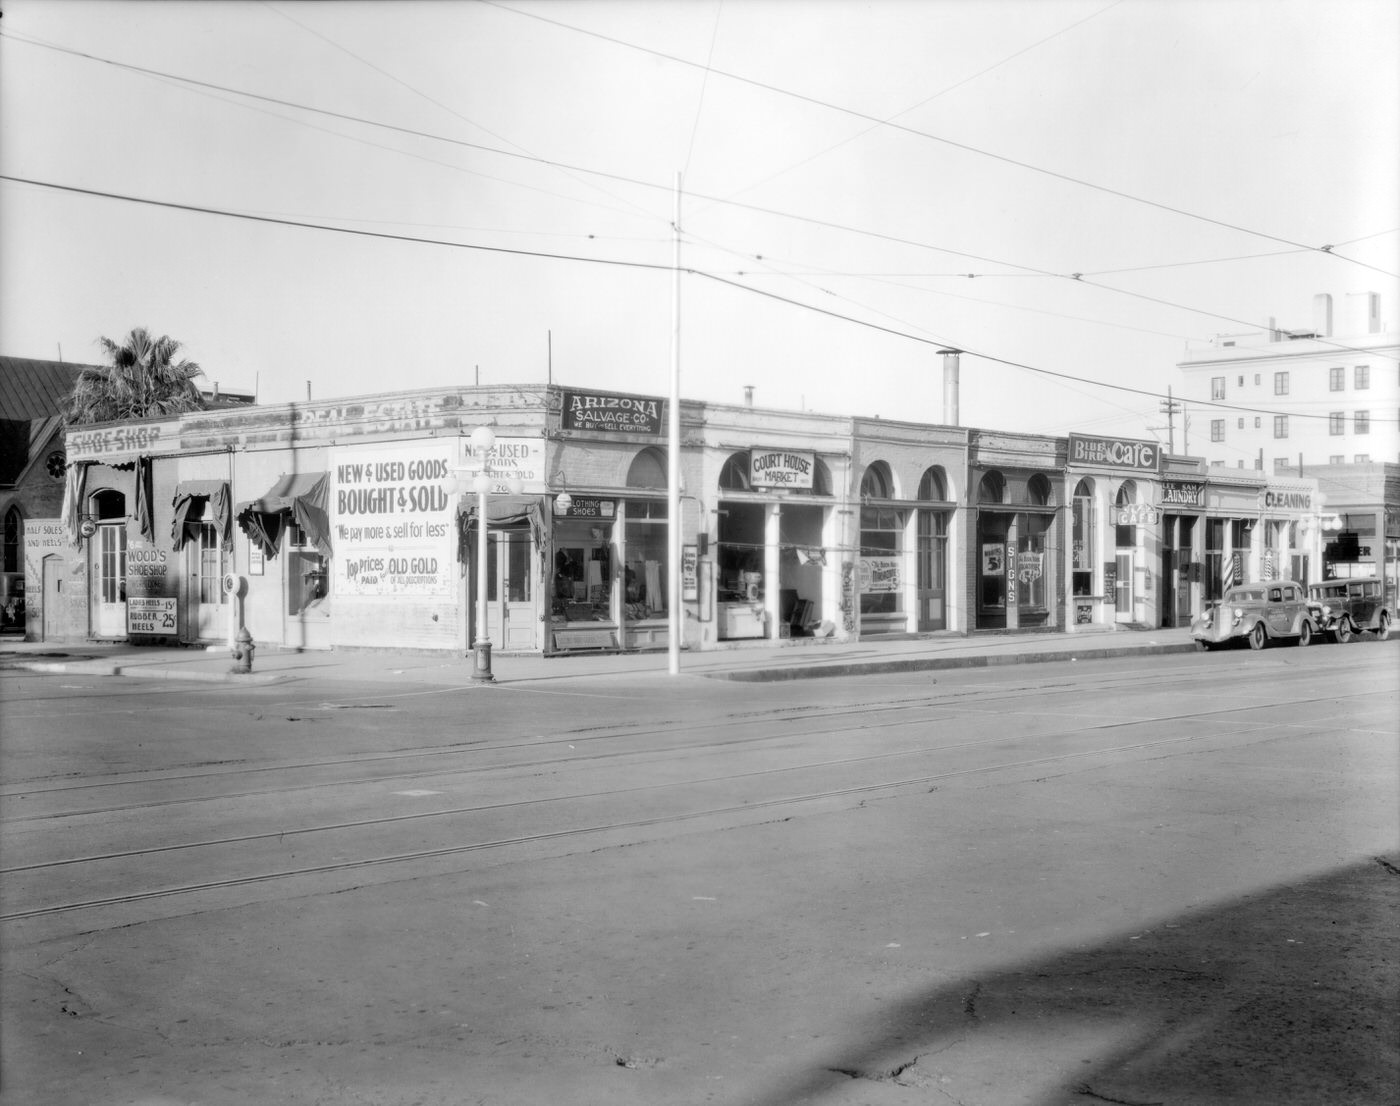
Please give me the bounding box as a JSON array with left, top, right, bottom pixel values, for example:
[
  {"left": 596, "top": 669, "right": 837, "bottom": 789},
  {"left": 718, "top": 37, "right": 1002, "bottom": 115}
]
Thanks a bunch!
[{"left": 2, "top": 0, "right": 1396, "bottom": 447}]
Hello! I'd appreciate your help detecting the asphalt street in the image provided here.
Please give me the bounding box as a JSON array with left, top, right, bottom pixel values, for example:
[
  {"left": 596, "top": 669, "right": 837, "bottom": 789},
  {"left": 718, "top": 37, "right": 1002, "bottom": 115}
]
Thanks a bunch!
[{"left": 2, "top": 643, "right": 1397, "bottom": 1105}]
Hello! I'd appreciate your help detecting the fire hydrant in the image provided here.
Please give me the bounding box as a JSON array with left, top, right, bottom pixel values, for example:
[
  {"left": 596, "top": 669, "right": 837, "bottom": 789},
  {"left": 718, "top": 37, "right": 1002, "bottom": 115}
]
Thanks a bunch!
[{"left": 231, "top": 626, "right": 256, "bottom": 674}]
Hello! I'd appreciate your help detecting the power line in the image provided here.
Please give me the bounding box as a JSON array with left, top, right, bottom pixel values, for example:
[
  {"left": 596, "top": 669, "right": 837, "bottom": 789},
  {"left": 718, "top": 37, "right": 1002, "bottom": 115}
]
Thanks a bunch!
[
  {"left": 7, "top": 28, "right": 1392, "bottom": 363},
  {"left": 5, "top": 171, "right": 1394, "bottom": 429},
  {"left": 483, "top": 0, "right": 1396, "bottom": 279},
  {"left": 701, "top": 0, "right": 1126, "bottom": 210}
]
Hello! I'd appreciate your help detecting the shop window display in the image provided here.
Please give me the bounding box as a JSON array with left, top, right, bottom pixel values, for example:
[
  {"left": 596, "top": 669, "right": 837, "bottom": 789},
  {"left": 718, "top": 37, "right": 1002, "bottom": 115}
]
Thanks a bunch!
[
  {"left": 859, "top": 506, "right": 905, "bottom": 615},
  {"left": 286, "top": 519, "right": 328, "bottom": 617},
  {"left": 623, "top": 500, "right": 667, "bottom": 621},
  {"left": 552, "top": 521, "right": 613, "bottom": 622},
  {"left": 1017, "top": 514, "right": 1051, "bottom": 615},
  {"left": 717, "top": 502, "right": 766, "bottom": 603}
]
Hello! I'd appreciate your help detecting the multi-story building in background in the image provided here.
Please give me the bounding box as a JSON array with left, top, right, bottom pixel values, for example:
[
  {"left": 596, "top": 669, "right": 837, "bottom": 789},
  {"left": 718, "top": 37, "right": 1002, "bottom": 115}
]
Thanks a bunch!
[{"left": 1177, "top": 292, "right": 1398, "bottom": 472}]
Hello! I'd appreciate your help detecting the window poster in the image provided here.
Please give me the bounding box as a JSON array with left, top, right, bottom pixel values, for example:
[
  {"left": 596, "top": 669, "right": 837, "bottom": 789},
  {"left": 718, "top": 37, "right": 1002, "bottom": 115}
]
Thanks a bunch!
[
  {"left": 981, "top": 543, "right": 1005, "bottom": 576},
  {"left": 682, "top": 545, "right": 698, "bottom": 600}
]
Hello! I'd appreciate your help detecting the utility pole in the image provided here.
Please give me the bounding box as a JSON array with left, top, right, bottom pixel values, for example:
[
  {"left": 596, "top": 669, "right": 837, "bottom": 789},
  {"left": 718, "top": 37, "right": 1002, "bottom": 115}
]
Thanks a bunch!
[{"left": 1158, "top": 387, "right": 1182, "bottom": 455}]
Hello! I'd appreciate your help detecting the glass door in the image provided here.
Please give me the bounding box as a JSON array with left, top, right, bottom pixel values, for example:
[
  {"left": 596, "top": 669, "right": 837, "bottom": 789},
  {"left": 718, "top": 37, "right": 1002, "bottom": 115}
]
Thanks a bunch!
[
  {"left": 192, "top": 520, "right": 227, "bottom": 640},
  {"left": 916, "top": 508, "right": 946, "bottom": 631},
  {"left": 93, "top": 523, "right": 127, "bottom": 637},
  {"left": 1114, "top": 549, "right": 1134, "bottom": 622},
  {"left": 487, "top": 530, "right": 536, "bottom": 652}
]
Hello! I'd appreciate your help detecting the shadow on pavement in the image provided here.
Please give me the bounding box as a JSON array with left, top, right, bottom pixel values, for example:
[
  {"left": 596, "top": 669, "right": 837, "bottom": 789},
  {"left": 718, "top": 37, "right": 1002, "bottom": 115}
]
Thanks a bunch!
[{"left": 749, "top": 854, "right": 1400, "bottom": 1106}]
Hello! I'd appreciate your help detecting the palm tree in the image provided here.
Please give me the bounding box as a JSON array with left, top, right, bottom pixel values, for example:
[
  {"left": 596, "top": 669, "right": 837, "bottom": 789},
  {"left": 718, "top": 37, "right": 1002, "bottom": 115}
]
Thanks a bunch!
[{"left": 64, "top": 327, "right": 205, "bottom": 424}]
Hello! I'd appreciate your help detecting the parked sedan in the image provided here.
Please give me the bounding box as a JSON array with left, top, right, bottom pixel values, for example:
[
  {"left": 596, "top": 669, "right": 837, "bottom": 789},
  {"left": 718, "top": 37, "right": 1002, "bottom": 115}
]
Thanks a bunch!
[
  {"left": 1191, "top": 580, "right": 1317, "bottom": 651},
  {"left": 1306, "top": 577, "right": 1392, "bottom": 643}
]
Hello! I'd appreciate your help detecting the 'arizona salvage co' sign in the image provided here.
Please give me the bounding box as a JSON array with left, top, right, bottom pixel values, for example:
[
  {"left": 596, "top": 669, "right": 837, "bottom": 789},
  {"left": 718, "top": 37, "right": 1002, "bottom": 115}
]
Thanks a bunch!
[
  {"left": 562, "top": 390, "right": 664, "bottom": 435},
  {"left": 1068, "top": 433, "right": 1160, "bottom": 473}
]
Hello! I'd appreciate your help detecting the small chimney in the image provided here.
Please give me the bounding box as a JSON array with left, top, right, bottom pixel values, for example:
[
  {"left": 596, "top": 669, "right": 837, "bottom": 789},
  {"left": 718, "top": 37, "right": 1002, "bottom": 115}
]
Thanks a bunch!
[
  {"left": 1313, "top": 294, "right": 1332, "bottom": 337},
  {"left": 743, "top": 385, "right": 754, "bottom": 407},
  {"left": 938, "top": 349, "right": 961, "bottom": 426}
]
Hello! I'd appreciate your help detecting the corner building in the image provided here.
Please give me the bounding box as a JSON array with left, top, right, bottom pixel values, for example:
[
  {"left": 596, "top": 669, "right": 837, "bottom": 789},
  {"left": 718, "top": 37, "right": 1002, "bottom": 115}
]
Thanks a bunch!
[{"left": 44, "top": 383, "right": 1330, "bottom": 652}]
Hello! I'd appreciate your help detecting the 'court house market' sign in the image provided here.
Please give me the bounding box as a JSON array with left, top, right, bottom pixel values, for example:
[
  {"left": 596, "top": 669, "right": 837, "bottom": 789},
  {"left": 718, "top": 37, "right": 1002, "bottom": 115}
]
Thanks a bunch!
[
  {"left": 1068, "top": 433, "right": 1160, "bottom": 473},
  {"left": 749, "top": 449, "right": 814, "bottom": 489}
]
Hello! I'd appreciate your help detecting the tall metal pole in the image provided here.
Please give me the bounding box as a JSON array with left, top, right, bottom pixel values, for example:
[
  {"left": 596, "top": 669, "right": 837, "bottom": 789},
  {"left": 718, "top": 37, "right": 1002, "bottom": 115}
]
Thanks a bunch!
[
  {"left": 667, "top": 172, "right": 682, "bottom": 675},
  {"left": 470, "top": 426, "right": 496, "bottom": 681},
  {"left": 475, "top": 476, "right": 491, "bottom": 679}
]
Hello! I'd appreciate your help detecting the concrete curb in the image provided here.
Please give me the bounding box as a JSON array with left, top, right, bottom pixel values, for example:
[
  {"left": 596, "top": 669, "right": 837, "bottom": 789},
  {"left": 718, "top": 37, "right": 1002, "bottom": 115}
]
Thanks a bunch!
[
  {"left": 6, "top": 660, "right": 291, "bottom": 684},
  {"left": 712, "top": 641, "right": 1202, "bottom": 681}
]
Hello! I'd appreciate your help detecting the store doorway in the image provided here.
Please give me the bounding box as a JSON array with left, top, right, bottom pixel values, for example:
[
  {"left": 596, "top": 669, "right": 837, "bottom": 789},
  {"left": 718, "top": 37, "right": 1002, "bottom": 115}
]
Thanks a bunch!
[
  {"left": 1161, "top": 515, "right": 1196, "bottom": 627},
  {"left": 485, "top": 529, "right": 536, "bottom": 652},
  {"left": 916, "top": 508, "right": 947, "bottom": 631},
  {"left": 42, "top": 555, "right": 64, "bottom": 641},
  {"left": 1114, "top": 549, "right": 1135, "bottom": 622},
  {"left": 187, "top": 518, "right": 227, "bottom": 641},
  {"left": 92, "top": 521, "right": 127, "bottom": 637}
]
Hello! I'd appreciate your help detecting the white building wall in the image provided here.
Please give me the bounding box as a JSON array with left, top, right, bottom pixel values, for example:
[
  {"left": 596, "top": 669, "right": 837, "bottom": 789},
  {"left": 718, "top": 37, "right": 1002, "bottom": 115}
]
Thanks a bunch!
[{"left": 1178, "top": 293, "right": 1398, "bottom": 471}]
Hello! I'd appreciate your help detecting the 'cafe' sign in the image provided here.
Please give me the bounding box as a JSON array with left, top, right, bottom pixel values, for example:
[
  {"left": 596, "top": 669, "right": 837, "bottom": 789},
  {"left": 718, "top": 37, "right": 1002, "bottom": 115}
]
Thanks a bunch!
[{"left": 1068, "top": 433, "right": 1161, "bottom": 473}]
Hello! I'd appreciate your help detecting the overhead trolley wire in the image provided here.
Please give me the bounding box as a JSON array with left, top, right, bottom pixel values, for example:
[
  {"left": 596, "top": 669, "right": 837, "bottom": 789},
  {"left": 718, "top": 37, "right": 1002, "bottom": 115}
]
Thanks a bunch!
[
  {"left": 6, "top": 29, "right": 1393, "bottom": 366},
  {"left": 483, "top": 0, "right": 1397, "bottom": 280},
  {"left": 4, "top": 171, "right": 1393, "bottom": 429}
]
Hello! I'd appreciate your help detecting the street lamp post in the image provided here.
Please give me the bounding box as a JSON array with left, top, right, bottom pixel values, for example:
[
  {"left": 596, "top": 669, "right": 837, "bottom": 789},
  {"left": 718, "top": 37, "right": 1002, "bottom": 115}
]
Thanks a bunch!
[{"left": 443, "top": 426, "right": 524, "bottom": 682}]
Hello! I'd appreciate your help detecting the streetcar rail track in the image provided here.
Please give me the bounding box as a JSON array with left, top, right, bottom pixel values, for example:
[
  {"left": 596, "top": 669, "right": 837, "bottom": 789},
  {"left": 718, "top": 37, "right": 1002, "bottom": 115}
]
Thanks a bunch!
[
  {"left": 1, "top": 725, "right": 1305, "bottom": 922},
  {"left": 4, "top": 686, "right": 1370, "bottom": 884}
]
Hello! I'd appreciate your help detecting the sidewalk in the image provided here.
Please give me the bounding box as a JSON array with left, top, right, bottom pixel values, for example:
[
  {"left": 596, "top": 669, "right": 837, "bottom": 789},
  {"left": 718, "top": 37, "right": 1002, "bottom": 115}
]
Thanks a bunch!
[{"left": 0, "top": 624, "right": 1201, "bottom": 686}]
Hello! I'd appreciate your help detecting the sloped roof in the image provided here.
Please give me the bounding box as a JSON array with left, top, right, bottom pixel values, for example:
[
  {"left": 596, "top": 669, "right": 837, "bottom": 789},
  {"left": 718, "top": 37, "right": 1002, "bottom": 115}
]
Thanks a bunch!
[{"left": 0, "top": 356, "right": 89, "bottom": 420}]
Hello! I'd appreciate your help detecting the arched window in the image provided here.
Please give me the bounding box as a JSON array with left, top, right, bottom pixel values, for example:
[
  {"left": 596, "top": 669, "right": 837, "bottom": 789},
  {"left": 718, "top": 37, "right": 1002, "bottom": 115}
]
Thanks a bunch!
[
  {"left": 1027, "top": 474, "right": 1052, "bottom": 506},
  {"left": 1115, "top": 480, "right": 1138, "bottom": 546},
  {"left": 2, "top": 506, "right": 21, "bottom": 574},
  {"left": 918, "top": 466, "right": 947, "bottom": 501},
  {"left": 811, "top": 459, "right": 832, "bottom": 496},
  {"left": 860, "top": 461, "right": 893, "bottom": 499},
  {"left": 718, "top": 452, "right": 751, "bottom": 492},
  {"left": 1071, "top": 479, "right": 1095, "bottom": 595},
  {"left": 92, "top": 489, "right": 126, "bottom": 520},
  {"left": 626, "top": 448, "right": 667, "bottom": 489},
  {"left": 978, "top": 470, "right": 1005, "bottom": 504}
]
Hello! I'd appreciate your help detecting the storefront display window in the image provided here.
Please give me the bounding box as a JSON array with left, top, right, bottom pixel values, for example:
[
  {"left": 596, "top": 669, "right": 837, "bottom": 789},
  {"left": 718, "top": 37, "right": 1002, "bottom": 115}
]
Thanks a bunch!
[
  {"left": 286, "top": 519, "right": 328, "bottom": 617},
  {"left": 1018, "top": 514, "right": 1050, "bottom": 615},
  {"left": 717, "top": 502, "right": 765, "bottom": 604},
  {"left": 859, "top": 506, "right": 905, "bottom": 615},
  {"left": 624, "top": 500, "right": 667, "bottom": 621},
  {"left": 552, "top": 521, "right": 613, "bottom": 622}
]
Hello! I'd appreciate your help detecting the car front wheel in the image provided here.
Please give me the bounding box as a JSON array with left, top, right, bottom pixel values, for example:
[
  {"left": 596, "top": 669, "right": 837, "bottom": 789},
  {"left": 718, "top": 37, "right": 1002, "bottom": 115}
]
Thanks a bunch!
[
  {"left": 1195, "top": 640, "right": 1212, "bottom": 652},
  {"left": 1379, "top": 612, "right": 1392, "bottom": 641},
  {"left": 1297, "top": 621, "right": 1312, "bottom": 647},
  {"left": 1249, "top": 623, "right": 1267, "bottom": 650},
  {"left": 1335, "top": 618, "right": 1353, "bottom": 644}
]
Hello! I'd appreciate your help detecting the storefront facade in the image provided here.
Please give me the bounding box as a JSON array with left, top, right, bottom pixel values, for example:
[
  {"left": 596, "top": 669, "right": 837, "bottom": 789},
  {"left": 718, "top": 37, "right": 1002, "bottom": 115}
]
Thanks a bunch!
[
  {"left": 1314, "top": 463, "right": 1400, "bottom": 610},
  {"left": 968, "top": 431, "right": 1064, "bottom": 632},
  {"left": 51, "top": 381, "right": 1351, "bottom": 655},
  {"left": 697, "top": 404, "right": 849, "bottom": 647}
]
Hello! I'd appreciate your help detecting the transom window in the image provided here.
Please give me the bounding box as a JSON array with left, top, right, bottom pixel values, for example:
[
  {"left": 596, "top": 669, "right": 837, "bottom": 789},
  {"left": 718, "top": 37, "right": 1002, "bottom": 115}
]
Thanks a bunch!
[{"left": 860, "top": 462, "right": 893, "bottom": 500}]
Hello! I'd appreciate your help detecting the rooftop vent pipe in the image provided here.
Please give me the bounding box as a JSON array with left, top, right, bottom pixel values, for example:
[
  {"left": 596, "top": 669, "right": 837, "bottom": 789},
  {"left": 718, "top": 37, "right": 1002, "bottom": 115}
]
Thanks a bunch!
[
  {"left": 937, "top": 349, "right": 961, "bottom": 426},
  {"left": 743, "top": 385, "right": 754, "bottom": 406}
]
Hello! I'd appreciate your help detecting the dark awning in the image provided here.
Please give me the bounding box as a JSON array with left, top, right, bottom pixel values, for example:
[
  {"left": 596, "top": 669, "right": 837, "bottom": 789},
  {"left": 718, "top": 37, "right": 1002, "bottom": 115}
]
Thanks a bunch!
[
  {"left": 171, "top": 479, "right": 231, "bottom": 552},
  {"left": 458, "top": 496, "right": 546, "bottom": 564},
  {"left": 236, "top": 472, "right": 331, "bottom": 560}
]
